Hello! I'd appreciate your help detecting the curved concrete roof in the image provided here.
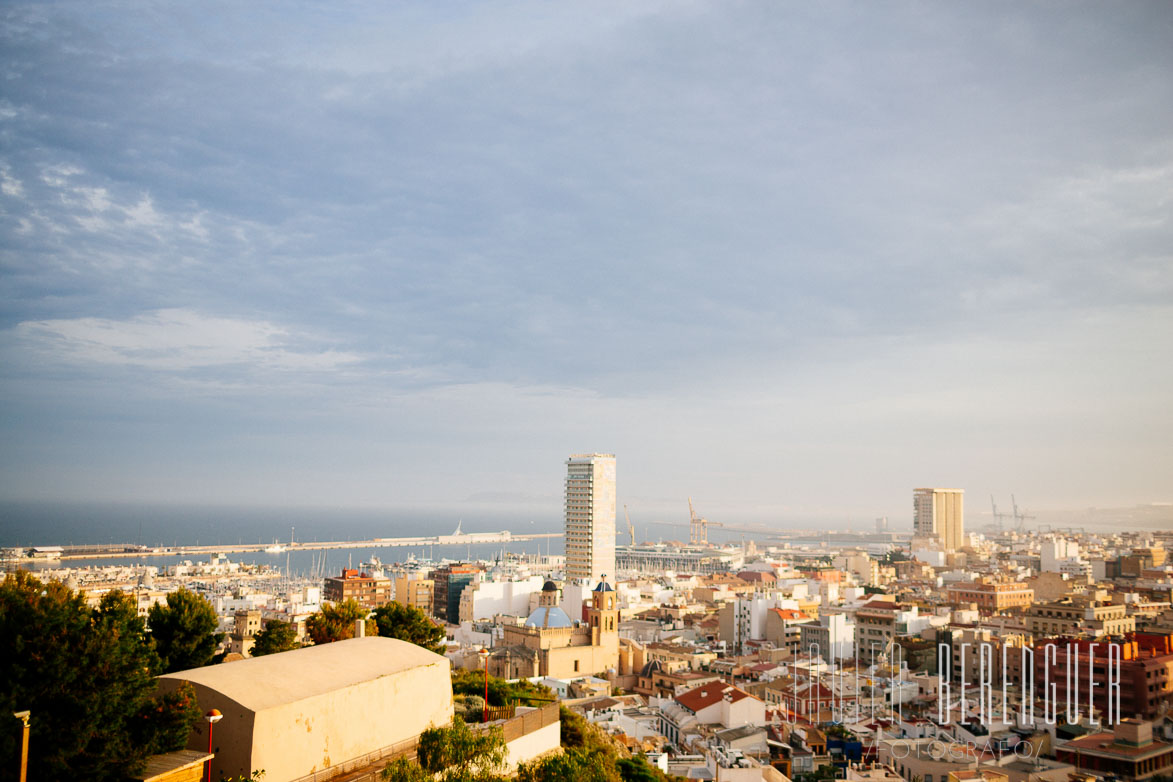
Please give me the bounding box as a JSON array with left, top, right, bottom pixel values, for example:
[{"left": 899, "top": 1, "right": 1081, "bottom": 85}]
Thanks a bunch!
[{"left": 158, "top": 636, "right": 448, "bottom": 713}]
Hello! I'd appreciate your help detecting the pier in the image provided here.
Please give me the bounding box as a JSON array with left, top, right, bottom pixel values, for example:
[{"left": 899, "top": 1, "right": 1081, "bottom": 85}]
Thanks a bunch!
[{"left": 24, "top": 531, "right": 562, "bottom": 561}]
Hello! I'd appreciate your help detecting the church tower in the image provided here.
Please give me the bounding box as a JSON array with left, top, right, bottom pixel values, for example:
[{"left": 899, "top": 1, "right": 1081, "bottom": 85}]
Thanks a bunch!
[{"left": 586, "top": 576, "right": 619, "bottom": 647}]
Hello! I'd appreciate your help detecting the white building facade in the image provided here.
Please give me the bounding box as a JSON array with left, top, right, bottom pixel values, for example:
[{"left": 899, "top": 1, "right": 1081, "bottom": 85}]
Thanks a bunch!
[{"left": 564, "top": 453, "right": 616, "bottom": 584}]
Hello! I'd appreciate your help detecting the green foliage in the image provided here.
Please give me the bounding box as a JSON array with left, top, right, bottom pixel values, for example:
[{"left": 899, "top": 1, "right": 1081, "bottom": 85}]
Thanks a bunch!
[
  {"left": 558, "top": 705, "right": 594, "bottom": 749},
  {"left": 251, "top": 619, "right": 300, "bottom": 656},
  {"left": 617, "top": 756, "right": 662, "bottom": 782},
  {"left": 382, "top": 718, "right": 508, "bottom": 782},
  {"left": 219, "top": 772, "right": 266, "bottom": 781},
  {"left": 148, "top": 586, "right": 224, "bottom": 672},
  {"left": 372, "top": 601, "right": 446, "bottom": 653},
  {"left": 306, "top": 598, "right": 375, "bottom": 645},
  {"left": 518, "top": 746, "right": 620, "bottom": 782},
  {"left": 453, "top": 694, "right": 486, "bottom": 723},
  {"left": 450, "top": 668, "right": 555, "bottom": 713},
  {"left": 0, "top": 571, "right": 201, "bottom": 781}
]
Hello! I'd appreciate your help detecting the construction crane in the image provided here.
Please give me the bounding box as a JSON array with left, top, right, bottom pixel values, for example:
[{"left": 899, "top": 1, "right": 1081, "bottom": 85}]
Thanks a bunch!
[
  {"left": 623, "top": 504, "right": 636, "bottom": 546},
  {"left": 990, "top": 495, "right": 1011, "bottom": 530},
  {"left": 1011, "top": 494, "right": 1036, "bottom": 530},
  {"left": 688, "top": 497, "right": 722, "bottom": 546}
]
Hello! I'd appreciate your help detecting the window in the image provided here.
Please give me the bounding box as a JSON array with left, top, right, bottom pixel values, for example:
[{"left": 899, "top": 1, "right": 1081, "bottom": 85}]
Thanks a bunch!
[{"left": 574, "top": 660, "right": 580, "bottom": 673}]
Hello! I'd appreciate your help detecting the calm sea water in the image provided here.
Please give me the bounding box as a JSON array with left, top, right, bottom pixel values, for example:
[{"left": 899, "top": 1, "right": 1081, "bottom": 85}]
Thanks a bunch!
[{"left": 0, "top": 500, "right": 562, "bottom": 549}]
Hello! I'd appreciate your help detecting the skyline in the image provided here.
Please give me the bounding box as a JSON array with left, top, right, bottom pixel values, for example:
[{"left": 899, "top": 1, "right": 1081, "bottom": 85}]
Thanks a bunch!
[{"left": 2, "top": 2, "right": 1171, "bottom": 521}]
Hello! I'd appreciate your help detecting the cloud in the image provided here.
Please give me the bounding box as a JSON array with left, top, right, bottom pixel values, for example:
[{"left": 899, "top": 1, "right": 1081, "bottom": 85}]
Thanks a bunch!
[
  {"left": 1, "top": 2, "right": 1171, "bottom": 512},
  {"left": 13, "top": 309, "right": 362, "bottom": 372}
]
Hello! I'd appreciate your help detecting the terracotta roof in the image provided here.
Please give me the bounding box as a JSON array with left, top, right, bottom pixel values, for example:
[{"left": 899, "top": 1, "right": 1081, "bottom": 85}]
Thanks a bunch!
[
  {"left": 771, "top": 608, "right": 804, "bottom": 620},
  {"left": 675, "top": 681, "right": 753, "bottom": 712}
]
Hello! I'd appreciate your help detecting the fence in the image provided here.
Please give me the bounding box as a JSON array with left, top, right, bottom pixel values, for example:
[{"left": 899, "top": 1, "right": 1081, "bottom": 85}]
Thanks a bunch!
[
  {"left": 287, "top": 734, "right": 419, "bottom": 782},
  {"left": 474, "top": 702, "right": 561, "bottom": 744}
]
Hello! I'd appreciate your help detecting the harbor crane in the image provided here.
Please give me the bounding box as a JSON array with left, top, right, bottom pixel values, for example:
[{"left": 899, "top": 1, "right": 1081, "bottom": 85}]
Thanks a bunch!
[
  {"left": 623, "top": 504, "right": 637, "bottom": 546},
  {"left": 688, "top": 497, "right": 722, "bottom": 546},
  {"left": 1011, "top": 494, "right": 1036, "bottom": 530},
  {"left": 990, "top": 495, "right": 1011, "bottom": 530}
]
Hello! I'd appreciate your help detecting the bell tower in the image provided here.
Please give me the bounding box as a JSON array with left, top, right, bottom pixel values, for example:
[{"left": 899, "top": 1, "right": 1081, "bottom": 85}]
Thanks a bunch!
[{"left": 586, "top": 576, "right": 618, "bottom": 646}]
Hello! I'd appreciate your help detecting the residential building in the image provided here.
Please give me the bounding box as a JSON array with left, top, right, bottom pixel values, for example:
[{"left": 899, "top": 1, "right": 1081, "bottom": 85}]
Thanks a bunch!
[
  {"left": 799, "top": 613, "right": 856, "bottom": 661},
  {"left": 946, "top": 581, "right": 1034, "bottom": 613},
  {"left": 659, "top": 681, "right": 766, "bottom": 746},
  {"left": 1026, "top": 594, "right": 1135, "bottom": 638},
  {"left": 914, "top": 488, "right": 965, "bottom": 552},
  {"left": 564, "top": 453, "right": 616, "bottom": 584},
  {"left": 431, "top": 563, "right": 482, "bottom": 624},
  {"left": 323, "top": 568, "right": 392, "bottom": 610},
  {"left": 1057, "top": 719, "right": 1173, "bottom": 782},
  {"left": 392, "top": 573, "right": 434, "bottom": 616},
  {"left": 1011, "top": 634, "right": 1173, "bottom": 720}
]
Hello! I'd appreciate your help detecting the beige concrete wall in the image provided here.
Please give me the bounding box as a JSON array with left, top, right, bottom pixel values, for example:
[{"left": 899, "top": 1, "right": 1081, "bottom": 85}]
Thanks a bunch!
[
  {"left": 161, "top": 659, "right": 454, "bottom": 782},
  {"left": 155, "top": 681, "right": 257, "bottom": 782},
  {"left": 503, "top": 721, "right": 561, "bottom": 772},
  {"left": 251, "top": 658, "right": 454, "bottom": 781}
]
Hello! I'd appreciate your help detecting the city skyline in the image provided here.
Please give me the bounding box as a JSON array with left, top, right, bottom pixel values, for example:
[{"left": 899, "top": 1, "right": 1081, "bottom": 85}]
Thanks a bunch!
[{"left": 1, "top": 3, "right": 1171, "bottom": 519}]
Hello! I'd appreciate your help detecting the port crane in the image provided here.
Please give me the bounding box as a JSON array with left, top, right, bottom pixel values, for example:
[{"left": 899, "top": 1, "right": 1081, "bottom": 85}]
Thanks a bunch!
[
  {"left": 990, "top": 495, "right": 1011, "bottom": 530},
  {"left": 1011, "top": 494, "right": 1035, "bottom": 530},
  {"left": 623, "top": 504, "right": 637, "bottom": 546}
]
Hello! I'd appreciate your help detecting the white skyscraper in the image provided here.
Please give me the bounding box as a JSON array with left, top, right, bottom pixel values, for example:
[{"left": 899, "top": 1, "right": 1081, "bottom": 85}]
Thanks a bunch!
[{"left": 564, "top": 453, "right": 616, "bottom": 584}]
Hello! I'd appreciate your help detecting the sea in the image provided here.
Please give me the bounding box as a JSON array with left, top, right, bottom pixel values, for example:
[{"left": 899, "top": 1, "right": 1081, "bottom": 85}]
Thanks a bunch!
[{"left": 0, "top": 500, "right": 567, "bottom": 576}]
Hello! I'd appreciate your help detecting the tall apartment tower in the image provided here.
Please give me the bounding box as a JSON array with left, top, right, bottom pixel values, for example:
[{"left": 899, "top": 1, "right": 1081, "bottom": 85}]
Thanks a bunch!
[
  {"left": 913, "top": 488, "right": 964, "bottom": 551},
  {"left": 564, "top": 453, "right": 616, "bottom": 584}
]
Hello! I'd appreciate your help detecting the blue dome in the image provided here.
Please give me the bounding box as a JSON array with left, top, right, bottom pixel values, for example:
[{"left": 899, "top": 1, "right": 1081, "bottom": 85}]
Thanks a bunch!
[
  {"left": 592, "top": 580, "right": 614, "bottom": 592},
  {"left": 525, "top": 605, "right": 573, "bottom": 629}
]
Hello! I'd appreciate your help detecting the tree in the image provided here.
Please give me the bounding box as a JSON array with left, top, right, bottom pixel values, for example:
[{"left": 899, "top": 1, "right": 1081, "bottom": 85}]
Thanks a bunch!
[
  {"left": 148, "top": 586, "right": 224, "bottom": 672},
  {"left": 305, "top": 598, "right": 375, "bottom": 645},
  {"left": 382, "top": 718, "right": 507, "bottom": 782},
  {"left": 451, "top": 668, "right": 555, "bottom": 712},
  {"left": 617, "top": 757, "right": 661, "bottom": 782},
  {"left": 251, "top": 619, "right": 300, "bottom": 656},
  {"left": 0, "top": 571, "right": 201, "bottom": 780},
  {"left": 372, "top": 601, "right": 445, "bottom": 653},
  {"left": 517, "top": 747, "right": 619, "bottom": 782}
]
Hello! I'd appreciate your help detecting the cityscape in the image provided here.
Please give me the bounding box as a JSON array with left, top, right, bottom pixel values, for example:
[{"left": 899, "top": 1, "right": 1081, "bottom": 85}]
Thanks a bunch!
[
  {"left": 4, "top": 454, "right": 1173, "bottom": 781},
  {"left": 2, "top": 2, "right": 1172, "bottom": 782}
]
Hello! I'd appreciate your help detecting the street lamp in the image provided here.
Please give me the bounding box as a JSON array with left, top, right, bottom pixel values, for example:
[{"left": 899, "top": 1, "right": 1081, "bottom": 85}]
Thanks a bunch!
[
  {"left": 13, "top": 711, "right": 30, "bottom": 782},
  {"left": 204, "top": 709, "right": 223, "bottom": 782},
  {"left": 478, "top": 648, "right": 490, "bottom": 723}
]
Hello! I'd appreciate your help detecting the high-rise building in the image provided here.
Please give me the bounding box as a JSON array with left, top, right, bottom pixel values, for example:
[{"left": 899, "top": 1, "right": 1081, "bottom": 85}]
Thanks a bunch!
[
  {"left": 430, "top": 563, "right": 482, "bottom": 624},
  {"left": 913, "top": 488, "right": 964, "bottom": 551},
  {"left": 564, "top": 453, "right": 616, "bottom": 584}
]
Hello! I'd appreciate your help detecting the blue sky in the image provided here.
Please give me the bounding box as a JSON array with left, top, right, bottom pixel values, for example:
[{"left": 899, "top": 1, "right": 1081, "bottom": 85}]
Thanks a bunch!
[{"left": 1, "top": 2, "right": 1171, "bottom": 525}]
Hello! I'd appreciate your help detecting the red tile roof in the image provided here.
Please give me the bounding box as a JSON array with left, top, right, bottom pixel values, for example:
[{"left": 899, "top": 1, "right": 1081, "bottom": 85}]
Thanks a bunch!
[{"left": 675, "top": 681, "right": 752, "bottom": 712}]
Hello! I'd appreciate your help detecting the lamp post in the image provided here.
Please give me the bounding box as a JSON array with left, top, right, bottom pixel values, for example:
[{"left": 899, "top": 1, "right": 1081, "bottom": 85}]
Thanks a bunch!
[
  {"left": 13, "top": 711, "right": 30, "bottom": 782},
  {"left": 204, "top": 709, "right": 223, "bottom": 782},
  {"left": 478, "top": 648, "right": 490, "bottom": 722}
]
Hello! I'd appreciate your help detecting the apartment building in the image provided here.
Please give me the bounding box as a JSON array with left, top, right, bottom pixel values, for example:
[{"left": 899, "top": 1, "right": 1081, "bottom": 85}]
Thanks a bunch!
[{"left": 323, "top": 568, "right": 393, "bottom": 610}]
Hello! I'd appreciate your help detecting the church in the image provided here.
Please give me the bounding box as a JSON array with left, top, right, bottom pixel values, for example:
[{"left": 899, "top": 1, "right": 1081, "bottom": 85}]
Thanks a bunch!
[{"left": 486, "top": 579, "right": 620, "bottom": 679}]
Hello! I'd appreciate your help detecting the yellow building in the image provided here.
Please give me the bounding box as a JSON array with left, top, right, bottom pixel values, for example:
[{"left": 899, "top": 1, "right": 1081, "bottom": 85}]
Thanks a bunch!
[
  {"left": 914, "top": 488, "right": 964, "bottom": 552},
  {"left": 490, "top": 579, "right": 620, "bottom": 679},
  {"left": 393, "top": 573, "right": 435, "bottom": 616},
  {"left": 157, "top": 636, "right": 454, "bottom": 782}
]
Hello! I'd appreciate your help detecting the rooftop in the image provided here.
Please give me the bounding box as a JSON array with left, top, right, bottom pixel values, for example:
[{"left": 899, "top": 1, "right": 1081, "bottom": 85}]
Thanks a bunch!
[{"left": 158, "top": 636, "right": 447, "bottom": 713}]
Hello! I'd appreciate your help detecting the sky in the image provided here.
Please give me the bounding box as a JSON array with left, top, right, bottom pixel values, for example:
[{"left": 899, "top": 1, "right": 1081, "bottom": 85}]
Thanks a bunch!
[{"left": 1, "top": 2, "right": 1171, "bottom": 528}]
